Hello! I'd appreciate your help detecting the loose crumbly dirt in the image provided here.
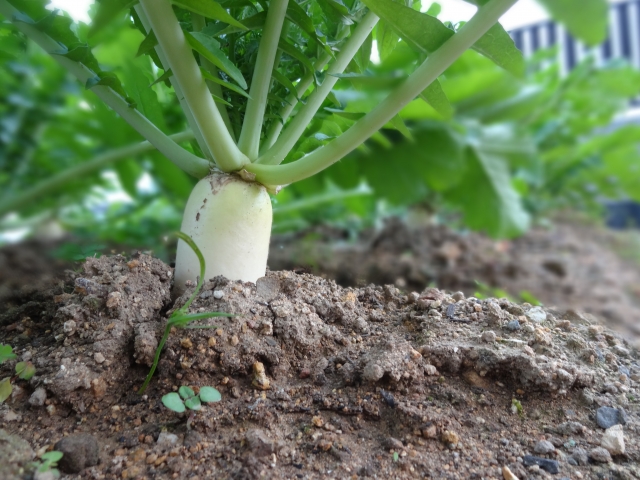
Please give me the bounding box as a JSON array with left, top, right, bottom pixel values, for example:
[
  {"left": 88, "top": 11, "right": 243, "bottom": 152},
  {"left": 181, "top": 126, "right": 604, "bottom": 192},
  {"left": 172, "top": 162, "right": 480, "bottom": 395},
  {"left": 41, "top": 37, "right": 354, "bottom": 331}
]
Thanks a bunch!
[
  {"left": 1, "top": 252, "right": 639, "bottom": 479},
  {"left": 269, "top": 219, "right": 640, "bottom": 345}
]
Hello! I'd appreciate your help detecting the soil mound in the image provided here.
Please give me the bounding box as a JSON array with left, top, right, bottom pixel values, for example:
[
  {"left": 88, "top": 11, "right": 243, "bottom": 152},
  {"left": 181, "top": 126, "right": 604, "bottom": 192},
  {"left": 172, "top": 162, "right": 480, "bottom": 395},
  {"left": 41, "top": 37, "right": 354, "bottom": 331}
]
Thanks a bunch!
[{"left": 1, "top": 254, "right": 639, "bottom": 479}]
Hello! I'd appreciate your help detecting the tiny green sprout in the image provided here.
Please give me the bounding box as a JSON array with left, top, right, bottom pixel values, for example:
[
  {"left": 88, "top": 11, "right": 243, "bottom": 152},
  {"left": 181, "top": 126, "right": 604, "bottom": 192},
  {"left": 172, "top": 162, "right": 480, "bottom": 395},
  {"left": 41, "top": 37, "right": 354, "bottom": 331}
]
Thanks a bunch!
[
  {"left": 37, "top": 450, "right": 63, "bottom": 476},
  {"left": 511, "top": 398, "right": 524, "bottom": 416},
  {"left": 393, "top": 451, "right": 399, "bottom": 462},
  {"left": 162, "top": 385, "right": 222, "bottom": 413},
  {"left": 0, "top": 344, "right": 16, "bottom": 364},
  {"left": 0, "top": 345, "right": 36, "bottom": 404},
  {"left": 138, "top": 232, "right": 234, "bottom": 394}
]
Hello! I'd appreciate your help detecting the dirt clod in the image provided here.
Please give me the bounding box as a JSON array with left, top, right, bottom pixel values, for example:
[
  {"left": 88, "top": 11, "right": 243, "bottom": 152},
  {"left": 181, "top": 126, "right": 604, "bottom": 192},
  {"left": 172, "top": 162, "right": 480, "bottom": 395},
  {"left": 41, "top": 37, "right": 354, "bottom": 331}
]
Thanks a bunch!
[{"left": 54, "top": 433, "right": 99, "bottom": 473}]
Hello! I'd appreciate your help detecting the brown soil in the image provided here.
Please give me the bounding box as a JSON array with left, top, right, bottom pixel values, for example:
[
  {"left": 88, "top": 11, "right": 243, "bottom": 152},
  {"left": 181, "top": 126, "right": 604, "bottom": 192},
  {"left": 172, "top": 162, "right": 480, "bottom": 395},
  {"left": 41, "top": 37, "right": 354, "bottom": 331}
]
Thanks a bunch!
[
  {"left": 269, "top": 219, "right": 640, "bottom": 346},
  {"left": 1, "top": 253, "right": 639, "bottom": 479}
]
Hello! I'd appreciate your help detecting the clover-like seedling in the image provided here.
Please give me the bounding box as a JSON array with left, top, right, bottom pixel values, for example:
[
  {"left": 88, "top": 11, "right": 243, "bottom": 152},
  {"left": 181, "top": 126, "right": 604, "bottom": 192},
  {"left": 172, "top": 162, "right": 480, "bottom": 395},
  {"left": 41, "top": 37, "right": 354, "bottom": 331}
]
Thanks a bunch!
[
  {"left": 162, "top": 386, "right": 222, "bottom": 413},
  {"left": 0, "top": 344, "right": 36, "bottom": 404},
  {"left": 36, "top": 451, "right": 63, "bottom": 477}
]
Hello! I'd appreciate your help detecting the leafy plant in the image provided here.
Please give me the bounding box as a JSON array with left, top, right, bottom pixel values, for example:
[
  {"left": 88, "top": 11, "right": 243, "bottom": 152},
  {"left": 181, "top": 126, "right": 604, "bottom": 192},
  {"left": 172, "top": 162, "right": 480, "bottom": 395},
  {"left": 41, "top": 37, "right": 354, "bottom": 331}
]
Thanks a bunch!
[
  {"left": 138, "top": 231, "right": 234, "bottom": 394},
  {"left": 35, "top": 451, "right": 63, "bottom": 477},
  {"left": 162, "top": 385, "right": 222, "bottom": 413},
  {"left": 0, "top": 0, "right": 610, "bottom": 285},
  {"left": 0, "top": 344, "right": 36, "bottom": 403}
]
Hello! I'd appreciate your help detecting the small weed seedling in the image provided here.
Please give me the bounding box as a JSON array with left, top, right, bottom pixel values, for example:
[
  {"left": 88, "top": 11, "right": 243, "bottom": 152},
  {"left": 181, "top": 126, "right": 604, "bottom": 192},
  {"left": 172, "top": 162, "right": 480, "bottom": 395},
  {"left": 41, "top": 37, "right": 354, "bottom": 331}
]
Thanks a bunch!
[
  {"left": 0, "top": 344, "right": 36, "bottom": 403},
  {"left": 138, "top": 232, "right": 234, "bottom": 394},
  {"left": 163, "top": 385, "right": 222, "bottom": 429},
  {"left": 34, "top": 451, "right": 63, "bottom": 478}
]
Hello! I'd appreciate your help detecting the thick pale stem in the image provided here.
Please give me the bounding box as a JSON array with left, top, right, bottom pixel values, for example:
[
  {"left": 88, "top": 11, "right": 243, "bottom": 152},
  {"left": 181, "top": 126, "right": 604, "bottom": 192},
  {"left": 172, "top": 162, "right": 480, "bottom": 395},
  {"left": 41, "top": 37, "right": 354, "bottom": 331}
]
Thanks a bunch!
[
  {"left": 174, "top": 174, "right": 272, "bottom": 292},
  {"left": 260, "top": 25, "right": 350, "bottom": 153},
  {"left": 134, "top": 5, "right": 213, "bottom": 160},
  {"left": 237, "top": 0, "right": 289, "bottom": 160},
  {"left": 0, "top": 0, "right": 209, "bottom": 178},
  {"left": 139, "top": 0, "right": 248, "bottom": 171},
  {"left": 257, "top": 12, "right": 379, "bottom": 165},
  {"left": 246, "top": 0, "right": 518, "bottom": 185},
  {"left": 0, "top": 132, "right": 195, "bottom": 218},
  {"left": 191, "top": 13, "right": 236, "bottom": 141}
]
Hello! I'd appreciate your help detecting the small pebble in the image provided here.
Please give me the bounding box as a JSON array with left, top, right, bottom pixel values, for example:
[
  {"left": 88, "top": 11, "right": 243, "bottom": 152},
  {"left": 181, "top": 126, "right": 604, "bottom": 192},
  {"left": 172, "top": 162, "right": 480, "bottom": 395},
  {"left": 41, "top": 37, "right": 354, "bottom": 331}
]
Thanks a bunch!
[
  {"left": 533, "top": 440, "right": 555, "bottom": 454},
  {"left": 502, "top": 465, "right": 519, "bottom": 480},
  {"left": 596, "top": 406, "right": 627, "bottom": 429},
  {"left": 589, "top": 447, "right": 612, "bottom": 463},
  {"left": 601, "top": 424, "right": 625, "bottom": 455},
  {"left": 505, "top": 320, "right": 520, "bottom": 331},
  {"left": 54, "top": 434, "right": 99, "bottom": 473},
  {"left": 481, "top": 331, "right": 496, "bottom": 343},
  {"left": 522, "top": 455, "right": 559, "bottom": 474},
  {"left": 157, "top": 432, "right": 179, "bottom": 447},
  {"left": 213, "top": 290, "right": 224, "bottom": 299},
  {"left": 28, "top": 388, "right": 47, "bottom": 407},
  {"left": 94, "top": 352, "right": 105, "bottom": 364}
]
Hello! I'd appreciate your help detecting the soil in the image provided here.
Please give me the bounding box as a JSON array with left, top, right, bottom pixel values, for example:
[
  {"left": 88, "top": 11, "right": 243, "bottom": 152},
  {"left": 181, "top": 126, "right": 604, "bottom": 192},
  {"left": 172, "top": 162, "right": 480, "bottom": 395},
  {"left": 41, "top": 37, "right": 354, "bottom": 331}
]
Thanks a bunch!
[
  {"left": 1, "top": 252, "right": 640, "bottom": 479},
  {"left": 269, "top": 219, "right": 640, "bottom": 346}
]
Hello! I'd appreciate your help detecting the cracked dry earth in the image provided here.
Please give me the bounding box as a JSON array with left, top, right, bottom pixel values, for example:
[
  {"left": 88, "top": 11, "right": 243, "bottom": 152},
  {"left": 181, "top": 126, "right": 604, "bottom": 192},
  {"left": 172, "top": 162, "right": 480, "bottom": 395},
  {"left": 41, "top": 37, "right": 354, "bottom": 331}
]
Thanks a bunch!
[{"left": 1, "top": 253, "right": 640, "bottom": 480}]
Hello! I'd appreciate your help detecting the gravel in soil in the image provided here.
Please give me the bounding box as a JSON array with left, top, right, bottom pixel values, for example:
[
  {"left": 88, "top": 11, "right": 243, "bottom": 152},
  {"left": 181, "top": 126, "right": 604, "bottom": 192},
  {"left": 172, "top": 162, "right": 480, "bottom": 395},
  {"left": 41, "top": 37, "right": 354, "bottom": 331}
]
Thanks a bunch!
[{"left": 1, "top": 253, "right": 639, "bottom": 479}]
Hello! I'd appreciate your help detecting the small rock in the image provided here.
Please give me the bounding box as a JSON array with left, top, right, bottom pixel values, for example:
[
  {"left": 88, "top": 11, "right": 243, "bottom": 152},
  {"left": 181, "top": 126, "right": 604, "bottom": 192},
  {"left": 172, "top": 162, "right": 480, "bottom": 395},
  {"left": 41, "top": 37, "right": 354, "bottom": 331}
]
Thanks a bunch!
[
  {"left": 180, "top": 338, "right": 193, "bottom": 349},
  {"left": 589, "top": 447, "right": 612, "bottom": 463},
  {"left": 94, "top": 352, "right": 105, "bottom": 364},
  {"left": 252, "top": 361, "right": 271, "bottom": 390},
  {"left": 526, "top": 307, "right": 547, "bottom": 324},
  {"left": 522, "top": 455, "right": 559, "bottom": 474},
  {"left": 570, "top": 447, "right": 589, "bottom": 466},
  {"left": 157, "top": 432, "right": 179, "bottom": 447},
  {"left": 54, "top": 433, "right": 99, "bottom": 473},
  {"left": 596, "top": 406, "right": 627, "bottom": 429},
  {"left": 0, "top": 429, "right": 35, "bottom": 480},
  {"left": 245, "top": 429, "right": 274, "bottom": 457},
  {"left": 28, "top": 388, "right": 47, "bottom": 407},
  {"left": 523, "top": 324, "right": 535, "bottom": 333},
  {"left": 33, "top": 471, "right": 56, "bottom": 480},
  {"left": 502, "top": 465, "right": 519, "bottom": 480},
  {"left": 363, "top": 363, "right": 384, "bottom": 382},
  {"left": 601, "top": 424, "right": 625, "bottom": 455},
  {"left": 505, "top": 320, "right": 520, "bottom": 331},
  {"left": 213, "top": 290, "right": 224, "bottom": 299},
  {"left": 452, "top": 291, "right": 465, "bottom": 301},
  {"left": 534, "top": 440, "right": 555, "bottom": 454},
  {"left": 554, "top": 421, "right": 586, "bottom": 435},
  {"left": 424, "top": 364, "right": 438, "bottom": 376},
  {"left": 384, "top": 437, "right": 404, "bottom": 450},
  {"left": 481, "top": 331, "right": 496, "bottom": 343},
  {"left": 199, "top": 290, "right": 213, "bottom": 299},
  {"left": 63, "top": 320, "right": 76, "bottom": 336},
  {"left": 3, "top": 410, "right": 20, "bottom": 422},
  {"left": 441, "top": 430, "right": 459, "bottom": 446}
]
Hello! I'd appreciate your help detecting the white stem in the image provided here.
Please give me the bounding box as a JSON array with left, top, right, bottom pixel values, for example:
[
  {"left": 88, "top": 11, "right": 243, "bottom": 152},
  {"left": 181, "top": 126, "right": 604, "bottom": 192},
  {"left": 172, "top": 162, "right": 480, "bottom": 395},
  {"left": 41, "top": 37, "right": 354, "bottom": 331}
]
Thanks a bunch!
[
  {"left": 237, "top": 0, "right": 290, "bottom": 160},
  {"left": 257, "top": 12, "right": 379, "bottom": 165},
  {"left": 139, "top": 0, "right": 248, "bottom": 171},
  {"left": 174, "top": 174, "right": 273, "bottom": 293}
]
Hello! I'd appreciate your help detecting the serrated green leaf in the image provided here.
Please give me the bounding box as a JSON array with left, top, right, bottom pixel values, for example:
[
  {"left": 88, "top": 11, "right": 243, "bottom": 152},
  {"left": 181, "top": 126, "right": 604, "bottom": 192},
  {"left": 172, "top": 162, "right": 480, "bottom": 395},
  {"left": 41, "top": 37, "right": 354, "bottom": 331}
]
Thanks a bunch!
[
  {"left": 200, "top": 68, "right": 250, "bottom": 98},
  {"left": 272, "top": 69, "right": 299, "bottom": 98},
  {"left": 286, "top": 1, "right": 334, "bottom": 58},
  {"left": 185, "top": 32, "right": 247, "bottom": 89},
  {"left": 539, "top": 0, "right": 608, "bottom": 46},
  {"left": 162, "top": 392, "right": 186, "bottom": 412},
  {"left": 0, "top": 344, "right": 16, "bottom": 364},
  {"left": 0, "top": 378, "right": 12, "bottom": 403},
  {"left": 178, "top": 385, "right": 196, "bottom": 399},
  {"left": 445, "top": 147, "right": 530, "bottom": 238},
  {"left": 172, "top": 0, "right": 247, "bottom": 30},
  {"left": 214, "top": 11, "right": 267, "bottom": 35},
  {"left": 135, "top": 30, "right": 158, "bottom": 58},
  {"left": 185, "top": 395, "right": 202, "bottom": 410},
  {"left": 90, "top": 0, "right": 138, "bottom": 37},
  {"left": 377, "top": 20, "right": 400, "bottom": 62},
  {"left": 199, "top": 386, "right": 222, "bottom": 403},
  {"left": 278, "top": 39, "right": 316, "bottom": 75},
  {"left": 419, "top": 79, "right": 453, "bottom": 119},
  {"left": 362, "top": 0, "right": 524, "bottom": 75},
  {"left": 150, "top": 69, "right": 173, "bottom": 87}
]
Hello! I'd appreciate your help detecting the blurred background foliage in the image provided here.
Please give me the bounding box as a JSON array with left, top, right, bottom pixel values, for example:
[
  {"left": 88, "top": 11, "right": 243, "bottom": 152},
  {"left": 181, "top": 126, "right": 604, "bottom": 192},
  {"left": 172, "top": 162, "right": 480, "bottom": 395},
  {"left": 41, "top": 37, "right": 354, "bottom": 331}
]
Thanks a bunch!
[{"left": 1, "top": 1, "right": 640, "bottom": 260}]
